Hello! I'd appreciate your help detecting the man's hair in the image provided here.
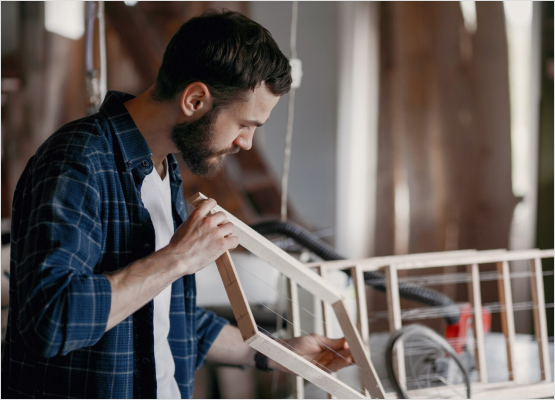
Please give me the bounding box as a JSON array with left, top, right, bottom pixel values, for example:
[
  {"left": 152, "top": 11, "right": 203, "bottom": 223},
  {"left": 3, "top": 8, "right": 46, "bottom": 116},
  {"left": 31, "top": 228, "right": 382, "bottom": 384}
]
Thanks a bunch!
[{"left": 152, "top": 10, "right": 292, "bottom": 107}]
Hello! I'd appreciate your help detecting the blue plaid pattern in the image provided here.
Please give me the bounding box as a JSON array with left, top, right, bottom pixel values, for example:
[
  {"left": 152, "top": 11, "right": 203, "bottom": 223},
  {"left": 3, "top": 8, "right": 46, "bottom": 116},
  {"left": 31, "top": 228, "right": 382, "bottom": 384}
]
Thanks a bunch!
[{"left": 2, "top": 91, "right": 229, "bottom": 398}]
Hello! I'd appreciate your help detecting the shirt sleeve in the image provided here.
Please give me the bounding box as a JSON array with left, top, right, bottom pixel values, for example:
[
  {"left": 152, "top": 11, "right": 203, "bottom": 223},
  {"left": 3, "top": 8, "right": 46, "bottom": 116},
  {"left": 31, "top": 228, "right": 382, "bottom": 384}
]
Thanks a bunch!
[
  {"left": 13, "top": 148, "right": 112, "bottom": 358},
  {"left": 194, "top": 306, "right": 229, "bottom": 369}
]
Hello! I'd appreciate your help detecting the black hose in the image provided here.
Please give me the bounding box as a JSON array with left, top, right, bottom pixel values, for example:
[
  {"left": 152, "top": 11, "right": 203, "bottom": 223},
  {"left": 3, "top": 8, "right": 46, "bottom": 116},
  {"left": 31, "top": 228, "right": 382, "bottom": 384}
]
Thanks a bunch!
[{"left": 250, "top": 220, "right": 459, "bottom": 325}]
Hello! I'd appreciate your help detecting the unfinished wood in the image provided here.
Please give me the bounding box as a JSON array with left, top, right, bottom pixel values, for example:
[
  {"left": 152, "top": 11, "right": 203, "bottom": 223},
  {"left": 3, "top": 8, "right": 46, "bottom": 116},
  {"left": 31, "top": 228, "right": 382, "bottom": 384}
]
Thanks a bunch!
[
  {"left": 189, "top": 193, "right": 342, "bottom": 304},
  {"left": 315, "top": 266, "right": 335, "bottom": 337},
  {"left": 188, "top": 194, "right": 258, "bottom": 341},
  {"left": 384, "top": 265, "right": 406, "bottom": 388},
  {"left": 466, "top": 263, "right": 488, "bottom": 383},
  {"left": 394, "top": 249, "right": 554, "bottom": 270},
  {"left": 350, "top": 266, "right": 370, "bottom": 353},
  {"left": 332, "top": 299, "right": 384, "bottom": 398},
  {"left": 214, "top": 251, "right": 258, "bottom": 341},
  {"left": 287, "top": 278, "right": 305, "bottom": 399},
  {"left": 248, "top": 333, "right": 366, "bottom": 399},
  {"left": 351, "top": 264, "right": 371, "bottom": 397},
  {"left": 305, "top": 249, "right": 479, "bottom": 270},
  {"left": 496, "top": 261, "right": 516, "bottom": 381},
  {"left": 315, "top": 265, "right": 337, "bottom": 400},
  {"left": 529, "top": 258, "right": 552, "bottom": 382}
]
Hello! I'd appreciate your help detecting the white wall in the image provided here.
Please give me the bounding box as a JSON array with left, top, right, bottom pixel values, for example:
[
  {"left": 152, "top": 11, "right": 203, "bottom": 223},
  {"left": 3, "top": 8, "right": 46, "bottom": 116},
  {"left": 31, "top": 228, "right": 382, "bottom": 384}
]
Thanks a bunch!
[{"left": 250, "top": 2, "right": 339, "bottom": 241}]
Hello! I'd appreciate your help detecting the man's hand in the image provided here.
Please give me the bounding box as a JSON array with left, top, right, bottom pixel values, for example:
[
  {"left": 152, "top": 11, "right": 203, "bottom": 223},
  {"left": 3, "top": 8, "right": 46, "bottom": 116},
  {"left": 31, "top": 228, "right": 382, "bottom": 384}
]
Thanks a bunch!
[
  {"left": 271, "top": 334, "right": 354, "bottom": 373},
  {"left": 167, "top": 198, "right": 239, "bottom": 275},
  {"left": 104, "top": 198, "right": 237, "bottom": 332}
]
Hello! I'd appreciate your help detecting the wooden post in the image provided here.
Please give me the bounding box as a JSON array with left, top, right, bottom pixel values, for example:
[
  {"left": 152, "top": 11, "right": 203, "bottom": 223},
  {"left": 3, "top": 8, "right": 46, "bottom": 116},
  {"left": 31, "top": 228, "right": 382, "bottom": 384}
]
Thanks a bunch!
[
  {"left": 466, "top": 263, "right": 488, "bottom": 383},
  {"left": 332, "top": 299, "right": 385, "bottom": 398},
  {"left": 529, "top": 258, "right": 552, "bottom": 382},
  {"left": 496, "top": 261, "right": 516, "bottom": 381},
  {"left": 287, "top": 278, "right": 305, "bottom": 398},
  {"left": 385, "top": 265, "right": 406, "bottom": 388},
  {"left": 350, "top": 265, "right": 371, "bottom": 396},
  {"left": 316, "top": 265, "right": 336, "bottom": 399}
]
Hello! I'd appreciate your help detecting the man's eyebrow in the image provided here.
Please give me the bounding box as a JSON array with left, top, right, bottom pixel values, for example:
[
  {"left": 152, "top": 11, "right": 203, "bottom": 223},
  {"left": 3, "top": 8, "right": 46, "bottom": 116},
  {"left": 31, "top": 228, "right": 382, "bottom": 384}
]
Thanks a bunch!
[{"left": 242, "top": 119, "right": 266, "bottom": 127}]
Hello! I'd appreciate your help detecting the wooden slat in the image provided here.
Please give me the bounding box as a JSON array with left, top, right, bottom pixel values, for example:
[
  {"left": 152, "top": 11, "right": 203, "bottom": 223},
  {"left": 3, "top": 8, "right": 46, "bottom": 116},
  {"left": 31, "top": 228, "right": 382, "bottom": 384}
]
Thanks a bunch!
[
  {"left": 529, "top": 258, "right": 552, "bottom": 382},
  {"left": 316, "top": 266, "right": 335, "bottom": 338},
  {"left": 305, "top": 249, "right": 479, "bottom": 270},
  {"left": 466, "top": 263, "right": 488, "bottom": 383},
  {"left": 350, "top": 265, "right": 371, "bottom": 397},
  {"left": 350, "top": 265, "right": 370, "bottom": 350},
  {"left": 385, "top": 265, "right": 405, "bottom": 388},
  {"left": 248, "top": 333, "right": 366, "bottom": 399},
  {"left": 394, "top": 249, "right": 554, "bottom": 270},
  {"left": 287, "top": 278, "right": 305, "bottom": 399},
  {"left": 333, "top": 299, "right": 385, "bottom": 398},
  {"left": 496, "top": 261, "right": 516, "bottom": 381},
  {"left": 316, "top": 265, "right": 336, "bottom": 400},
  {"left": 189, "top": 193, "right": 342, "bottom": 304},
  {"left": 215, "top": 251, "right": 258, "bottom": 341}
]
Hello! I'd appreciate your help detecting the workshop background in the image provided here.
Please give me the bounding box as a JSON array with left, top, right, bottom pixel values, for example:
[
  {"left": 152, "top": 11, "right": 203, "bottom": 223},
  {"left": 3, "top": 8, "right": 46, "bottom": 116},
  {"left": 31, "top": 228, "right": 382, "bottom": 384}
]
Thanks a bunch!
[{"left": 1, "top": 1, "right": 553, "bottom": 398}]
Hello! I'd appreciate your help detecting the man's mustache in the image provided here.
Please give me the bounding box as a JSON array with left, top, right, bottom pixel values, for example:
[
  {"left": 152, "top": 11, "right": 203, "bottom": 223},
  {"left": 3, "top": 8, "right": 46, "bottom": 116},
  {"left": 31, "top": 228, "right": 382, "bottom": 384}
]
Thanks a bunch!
[{"left": 213, "top": 145, "right": 240, "bottom": 156}]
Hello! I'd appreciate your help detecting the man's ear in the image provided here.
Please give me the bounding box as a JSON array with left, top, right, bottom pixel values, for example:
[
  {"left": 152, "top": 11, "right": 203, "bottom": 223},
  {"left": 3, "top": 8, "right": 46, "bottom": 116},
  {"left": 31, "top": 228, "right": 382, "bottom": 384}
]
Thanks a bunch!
[{"left": 180, "top": 82, "right": 213, "bottom": 117}]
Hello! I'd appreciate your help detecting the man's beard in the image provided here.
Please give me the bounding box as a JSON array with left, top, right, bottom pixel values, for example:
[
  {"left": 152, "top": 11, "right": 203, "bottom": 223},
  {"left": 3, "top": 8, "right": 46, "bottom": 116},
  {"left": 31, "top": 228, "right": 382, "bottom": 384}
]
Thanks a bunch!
[{"left": 171, "top": 106, "right": 240, "bottom": 178}]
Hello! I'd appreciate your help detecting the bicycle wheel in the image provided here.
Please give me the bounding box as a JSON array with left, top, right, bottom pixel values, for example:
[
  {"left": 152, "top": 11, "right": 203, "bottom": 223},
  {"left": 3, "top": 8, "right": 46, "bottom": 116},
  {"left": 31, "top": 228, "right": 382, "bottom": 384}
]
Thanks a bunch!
[{"left": 385, "top": 324, "right": 471, "bottom": 399}]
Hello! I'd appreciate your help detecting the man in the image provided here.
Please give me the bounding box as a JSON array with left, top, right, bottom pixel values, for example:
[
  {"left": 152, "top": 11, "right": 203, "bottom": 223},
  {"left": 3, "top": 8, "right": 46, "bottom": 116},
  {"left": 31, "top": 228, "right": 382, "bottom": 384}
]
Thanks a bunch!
[{"left": 2, "top": 10, "right": 353, "bottom": 399}]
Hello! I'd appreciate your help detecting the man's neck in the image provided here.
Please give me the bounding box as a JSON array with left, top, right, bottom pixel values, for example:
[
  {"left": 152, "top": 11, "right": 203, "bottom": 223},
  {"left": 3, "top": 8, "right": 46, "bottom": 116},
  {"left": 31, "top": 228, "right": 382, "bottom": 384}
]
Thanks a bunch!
[{"left": 123, "top": 86, "right": 177, "bottom": 178}]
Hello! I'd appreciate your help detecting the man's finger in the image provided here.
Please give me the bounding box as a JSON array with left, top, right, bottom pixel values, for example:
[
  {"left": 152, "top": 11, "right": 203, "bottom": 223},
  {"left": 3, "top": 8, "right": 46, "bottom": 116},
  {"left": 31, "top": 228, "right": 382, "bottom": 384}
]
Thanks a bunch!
[
  {"left": 194, "top": 198, "right": 217, "bottom": 217},
  {"left": 312, "top": 334, "right": 347, "bottom": 351},
  {"left": 327, "top": 348, "right": 354, "bottom": 372}
]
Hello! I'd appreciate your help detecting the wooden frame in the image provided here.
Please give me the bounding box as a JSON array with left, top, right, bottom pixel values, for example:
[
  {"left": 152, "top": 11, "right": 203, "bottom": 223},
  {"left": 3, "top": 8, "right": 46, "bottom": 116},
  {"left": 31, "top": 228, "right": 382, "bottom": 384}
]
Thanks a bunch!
[
  {"left": 189, "top": 193, "right": 385, "bottom": 399},
  {"left": 306, "top": 248, "right": 554, "bottom": 399}
]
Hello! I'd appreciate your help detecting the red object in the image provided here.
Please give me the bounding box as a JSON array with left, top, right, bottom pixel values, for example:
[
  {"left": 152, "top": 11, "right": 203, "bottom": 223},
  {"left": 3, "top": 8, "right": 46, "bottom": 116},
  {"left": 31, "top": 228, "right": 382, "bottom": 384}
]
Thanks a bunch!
[{"left": 445, "top": 303, "right": 491, "bottom": 354}]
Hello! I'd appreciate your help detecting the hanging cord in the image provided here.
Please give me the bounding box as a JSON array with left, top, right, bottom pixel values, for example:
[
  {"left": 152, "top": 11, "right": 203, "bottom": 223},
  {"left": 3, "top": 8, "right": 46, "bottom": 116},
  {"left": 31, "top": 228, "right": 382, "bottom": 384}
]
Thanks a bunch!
[
  {"left": 98, "top": 1, "right": 107, "bottom": 100},
  {"left": 280, "top": 1, "right": 300, "bottom": 221},
  {"left": 85, "top": 1, "right": 107, "bottom": 115}
]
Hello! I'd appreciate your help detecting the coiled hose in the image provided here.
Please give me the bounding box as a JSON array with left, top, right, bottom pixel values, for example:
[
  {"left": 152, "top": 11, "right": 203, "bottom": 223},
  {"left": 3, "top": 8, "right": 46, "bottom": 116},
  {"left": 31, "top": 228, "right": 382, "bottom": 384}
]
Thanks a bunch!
[{"left": 250, "top": 220, "right": 459, "bottom": 325}]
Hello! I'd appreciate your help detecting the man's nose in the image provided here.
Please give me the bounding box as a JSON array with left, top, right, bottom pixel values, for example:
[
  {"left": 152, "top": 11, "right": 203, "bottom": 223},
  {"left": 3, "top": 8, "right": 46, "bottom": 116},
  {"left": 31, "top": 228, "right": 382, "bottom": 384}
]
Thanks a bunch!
[{"left": 234, "top": 131, "right": 253, "bottom": 151}]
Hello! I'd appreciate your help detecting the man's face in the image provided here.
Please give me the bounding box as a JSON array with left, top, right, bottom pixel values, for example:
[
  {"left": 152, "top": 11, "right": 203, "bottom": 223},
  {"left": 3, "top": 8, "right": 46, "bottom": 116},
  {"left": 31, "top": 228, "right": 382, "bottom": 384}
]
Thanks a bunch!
[{"left": 171, "top": 83, "right": 280, "bottom": 178}]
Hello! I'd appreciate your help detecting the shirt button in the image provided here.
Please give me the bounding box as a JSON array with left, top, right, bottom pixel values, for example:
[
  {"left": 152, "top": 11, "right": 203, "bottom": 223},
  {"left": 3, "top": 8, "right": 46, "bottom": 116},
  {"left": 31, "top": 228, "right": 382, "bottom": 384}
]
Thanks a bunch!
[
  {"left": 137, "top": 191, "right": 142, "bottom": 199},
  {"left": 141, "top": 160, "right": 149, "bottom": 167},
  {"left": 144, "top": 243, "right": 151, "bottom": 249},
  {"left": 127, "top": 161, "right": 132, "bottom": 167},
  {"left": 143, "top": 358, "right": 150, "bottom": 364}
]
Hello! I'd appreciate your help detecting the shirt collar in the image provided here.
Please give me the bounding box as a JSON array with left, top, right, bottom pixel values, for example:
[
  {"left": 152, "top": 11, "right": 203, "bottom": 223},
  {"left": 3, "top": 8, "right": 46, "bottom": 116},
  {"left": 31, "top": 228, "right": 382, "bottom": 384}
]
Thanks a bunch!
[{"left": 99, "top": 90, "right": 153, "bottom": 170}]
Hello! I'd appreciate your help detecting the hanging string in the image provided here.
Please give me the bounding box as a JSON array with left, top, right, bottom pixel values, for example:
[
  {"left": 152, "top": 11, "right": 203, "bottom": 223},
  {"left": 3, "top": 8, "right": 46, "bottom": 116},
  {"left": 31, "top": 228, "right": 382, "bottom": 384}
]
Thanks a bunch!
[
  {"left": 280, "top": 1, "right": 299, "bottom": 221},
  {"left": 245, "top": 291, "right": 364, "bottom": 376},
  {"left": 235, "top": 262, "right": 350, "bottom": 340},
  {"left": 363, "top": 269, "right": 555, "bottom": 287}
]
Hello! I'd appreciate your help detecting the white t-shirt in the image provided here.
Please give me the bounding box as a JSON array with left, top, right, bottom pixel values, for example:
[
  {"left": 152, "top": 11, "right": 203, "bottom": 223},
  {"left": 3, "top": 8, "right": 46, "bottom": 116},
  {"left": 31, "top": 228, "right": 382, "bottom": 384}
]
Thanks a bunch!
[{"left": 141, "top": 158, "right": 181, "bottom": 399}]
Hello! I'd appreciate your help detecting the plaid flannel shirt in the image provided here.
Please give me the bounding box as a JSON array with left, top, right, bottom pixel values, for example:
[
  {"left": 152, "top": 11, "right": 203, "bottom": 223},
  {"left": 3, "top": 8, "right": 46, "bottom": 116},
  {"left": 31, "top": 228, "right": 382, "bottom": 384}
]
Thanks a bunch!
[{"left": 1, "top": 91, "right": 229, "bottom": 399}]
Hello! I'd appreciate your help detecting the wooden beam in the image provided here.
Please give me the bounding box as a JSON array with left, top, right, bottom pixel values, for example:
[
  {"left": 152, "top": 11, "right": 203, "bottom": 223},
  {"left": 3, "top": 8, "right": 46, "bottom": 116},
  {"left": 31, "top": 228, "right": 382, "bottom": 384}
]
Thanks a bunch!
[
  {"left": 385, "top": 265, "right": 405, "bottom": 389},
  {"left": 496, "top": 261, "right": 516, "bottom": 381},
  {"left": 350, "top": 265, "right": 371, "bottom": 397},
  {"left": 332, "top": 300, "right": 385, "bottom": 398},
  {"left": 394, "top": 249, "right": 554, "bottom": 270},
  {"left": 287, "top": 278, "right": 305, "bottom": 398},
  {"left": 529, "top": 258, "right": 551, "bottom": 382},
  {"left": 466, "top": 263, "right": 488, "bottom": 383},
  {"left": 315, "top": 265, "right": 336, "bottom": 400}
]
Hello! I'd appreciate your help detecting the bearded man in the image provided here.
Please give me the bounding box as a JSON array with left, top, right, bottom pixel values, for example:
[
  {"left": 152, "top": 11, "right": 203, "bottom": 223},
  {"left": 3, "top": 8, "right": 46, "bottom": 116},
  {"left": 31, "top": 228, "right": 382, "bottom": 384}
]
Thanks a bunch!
[{"left": 2, "top": 10, "right": 353, "bottom": 399}]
